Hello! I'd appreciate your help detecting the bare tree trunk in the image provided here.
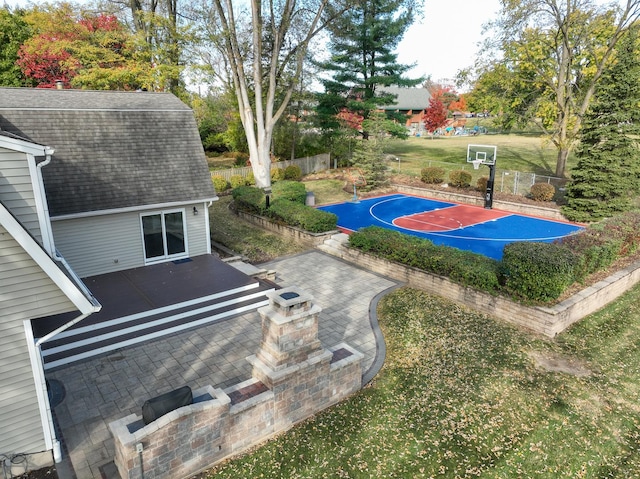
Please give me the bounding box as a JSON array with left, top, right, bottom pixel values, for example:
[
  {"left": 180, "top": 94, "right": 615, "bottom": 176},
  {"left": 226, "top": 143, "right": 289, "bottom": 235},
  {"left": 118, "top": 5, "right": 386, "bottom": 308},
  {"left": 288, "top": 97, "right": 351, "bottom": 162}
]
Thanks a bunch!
[
  {"left": 205, "top": 0, "right": 340, "bottom": 190},
  {"left": 556, "top": 148, "right": 570, "bottom": 178}
]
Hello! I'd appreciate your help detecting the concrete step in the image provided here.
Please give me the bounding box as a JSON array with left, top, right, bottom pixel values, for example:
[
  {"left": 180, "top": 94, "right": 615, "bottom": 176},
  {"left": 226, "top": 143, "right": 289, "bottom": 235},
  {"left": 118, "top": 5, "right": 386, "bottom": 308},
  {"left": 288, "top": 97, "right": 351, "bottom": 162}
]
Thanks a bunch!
[{"left": 40, "top": 282, "right": 275, "bottom": 370}]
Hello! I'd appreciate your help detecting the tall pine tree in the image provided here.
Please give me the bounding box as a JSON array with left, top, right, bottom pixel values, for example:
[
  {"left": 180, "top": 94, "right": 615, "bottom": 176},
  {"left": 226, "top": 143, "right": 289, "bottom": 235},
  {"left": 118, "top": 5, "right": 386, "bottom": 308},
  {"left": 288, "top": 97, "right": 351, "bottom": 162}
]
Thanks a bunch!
[
  {"left": 563, "top": 27, "right": 640, "bottom": 222},
  {"left": 315, "top": 0, "right": 421, "bottom": 140}
]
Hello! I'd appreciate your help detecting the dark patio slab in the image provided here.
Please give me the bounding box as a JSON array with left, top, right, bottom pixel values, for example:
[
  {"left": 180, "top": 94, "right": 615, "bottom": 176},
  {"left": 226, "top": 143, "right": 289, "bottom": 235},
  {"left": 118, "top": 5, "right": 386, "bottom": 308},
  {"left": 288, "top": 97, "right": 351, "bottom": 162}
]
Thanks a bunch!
[{"left": 33, "top": 254, "right": 260, "bottom": 337}]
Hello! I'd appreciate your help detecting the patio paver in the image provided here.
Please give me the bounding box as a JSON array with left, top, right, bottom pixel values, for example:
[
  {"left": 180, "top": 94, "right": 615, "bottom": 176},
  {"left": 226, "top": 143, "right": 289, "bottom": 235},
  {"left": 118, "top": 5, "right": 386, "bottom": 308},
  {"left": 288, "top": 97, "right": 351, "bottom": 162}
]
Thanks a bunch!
[{"left": 46, "top": 250, "right": 399, "bottom": 479}]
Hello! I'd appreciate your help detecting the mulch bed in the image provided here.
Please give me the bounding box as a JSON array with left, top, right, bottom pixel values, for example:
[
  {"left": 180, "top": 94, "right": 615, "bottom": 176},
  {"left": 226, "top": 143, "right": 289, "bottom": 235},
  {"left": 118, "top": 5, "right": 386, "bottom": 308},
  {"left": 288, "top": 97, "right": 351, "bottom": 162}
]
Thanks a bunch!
[{"left": 15, "top": 466, "right": 58, "bottom": 479}]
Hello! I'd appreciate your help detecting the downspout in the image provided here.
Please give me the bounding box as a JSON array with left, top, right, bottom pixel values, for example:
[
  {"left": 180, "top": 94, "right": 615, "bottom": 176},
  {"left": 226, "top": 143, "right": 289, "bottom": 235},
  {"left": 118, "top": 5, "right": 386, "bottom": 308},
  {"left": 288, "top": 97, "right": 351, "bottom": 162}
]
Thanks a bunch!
[
  {"left": 205, "top": 200, "right": 215, "bottom": 255},
  {"left": 35, "top": 312, "right": 93, "bottom": 348},
  {"left": 35, "top": 148, "right": 101, "bottom": 339},
  {"left": 36, "top": 147, "right": 57, "bottom": 256},
  {"left": 24, "top": 322, "right": 63, "bottom": 463}
]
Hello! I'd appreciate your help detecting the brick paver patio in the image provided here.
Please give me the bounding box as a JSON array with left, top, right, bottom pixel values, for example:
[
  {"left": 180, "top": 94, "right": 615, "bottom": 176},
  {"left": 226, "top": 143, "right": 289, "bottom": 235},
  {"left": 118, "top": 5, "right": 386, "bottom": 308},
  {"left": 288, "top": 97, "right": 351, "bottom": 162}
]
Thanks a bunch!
[{"left": 46, "top": 251, "right": 398, "bottom": 479}]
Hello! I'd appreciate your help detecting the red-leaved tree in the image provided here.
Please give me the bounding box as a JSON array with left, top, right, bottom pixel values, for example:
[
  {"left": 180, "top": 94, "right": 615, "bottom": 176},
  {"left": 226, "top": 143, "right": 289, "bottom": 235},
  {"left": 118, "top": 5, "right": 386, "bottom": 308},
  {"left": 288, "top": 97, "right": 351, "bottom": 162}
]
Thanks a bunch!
[
  {"left": 422, "top": 97, "right": 447, "bottom": 133},
  {"left": 17, "top": 32, "right": 79, "bottom": 88},
  {"left": 17, "top": 7, "right": 147, "bottom": 90},
  {"left": 337, "top": 108, "right": 365, "bottom": 133},
  {"left": 448, "top": 95, "right": 467, "bottom": 113}
]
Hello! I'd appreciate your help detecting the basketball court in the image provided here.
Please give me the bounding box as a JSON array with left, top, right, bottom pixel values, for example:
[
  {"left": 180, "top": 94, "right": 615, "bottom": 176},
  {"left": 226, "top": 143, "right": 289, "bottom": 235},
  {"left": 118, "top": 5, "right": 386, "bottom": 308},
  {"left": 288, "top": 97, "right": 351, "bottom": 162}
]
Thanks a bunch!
[{"left": 317, "top": 193, "right": 583, "bottom": 259}]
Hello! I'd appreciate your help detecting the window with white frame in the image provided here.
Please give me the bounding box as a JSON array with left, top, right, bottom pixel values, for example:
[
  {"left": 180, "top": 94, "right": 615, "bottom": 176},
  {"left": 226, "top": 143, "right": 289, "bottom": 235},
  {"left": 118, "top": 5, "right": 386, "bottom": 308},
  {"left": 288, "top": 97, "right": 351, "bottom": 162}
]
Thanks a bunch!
[{"left": 141, "top": 209, "right": 187, "bottom": 263}]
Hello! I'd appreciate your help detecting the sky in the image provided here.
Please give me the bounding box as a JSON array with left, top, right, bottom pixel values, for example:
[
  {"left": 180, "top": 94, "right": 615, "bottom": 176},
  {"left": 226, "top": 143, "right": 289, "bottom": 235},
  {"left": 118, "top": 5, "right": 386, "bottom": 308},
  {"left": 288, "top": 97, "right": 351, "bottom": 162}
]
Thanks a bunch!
[{"left": 397, "top": 0, "right": 503, "bottom": 85}]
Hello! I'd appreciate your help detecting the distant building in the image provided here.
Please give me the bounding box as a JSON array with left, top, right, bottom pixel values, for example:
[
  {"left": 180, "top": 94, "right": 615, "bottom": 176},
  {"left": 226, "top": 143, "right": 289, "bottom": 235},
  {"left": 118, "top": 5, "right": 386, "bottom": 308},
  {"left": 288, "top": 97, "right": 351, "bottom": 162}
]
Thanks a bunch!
[{"left": 378, "top": 86, "right": 431, "bottom": 134}]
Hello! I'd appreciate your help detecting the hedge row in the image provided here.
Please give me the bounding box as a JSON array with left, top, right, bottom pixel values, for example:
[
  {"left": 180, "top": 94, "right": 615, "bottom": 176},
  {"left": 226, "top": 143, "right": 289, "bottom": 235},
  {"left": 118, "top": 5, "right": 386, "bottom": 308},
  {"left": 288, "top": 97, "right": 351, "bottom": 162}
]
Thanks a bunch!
[
  {"left": 500, "top": 242, "right": 578, "bottom": 302},
  {"left": 268, "top": 199, "right": 337, "bottom": 233},
  {"left": 348, "top": 212, "right": 640, "bottom": 303},
  {"left": 348, "top": 226, "right": 501, "bottom": 292},
  {"left": 231, "top": 184, "right": 337, "bottom": 233},
  {"left": 271, "top": 180, "right": 306, "bottom": 204},
  {"left": 232, "top": 185, "right": 265, "bottom": 214}
]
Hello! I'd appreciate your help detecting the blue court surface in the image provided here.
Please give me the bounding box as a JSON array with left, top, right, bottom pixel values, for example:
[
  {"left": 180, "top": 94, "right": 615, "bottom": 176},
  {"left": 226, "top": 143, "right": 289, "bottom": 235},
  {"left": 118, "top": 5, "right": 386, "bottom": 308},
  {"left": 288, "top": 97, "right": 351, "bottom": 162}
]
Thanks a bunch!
[{"left": 317, "top": 194, "right": 583, "bottom": 260}]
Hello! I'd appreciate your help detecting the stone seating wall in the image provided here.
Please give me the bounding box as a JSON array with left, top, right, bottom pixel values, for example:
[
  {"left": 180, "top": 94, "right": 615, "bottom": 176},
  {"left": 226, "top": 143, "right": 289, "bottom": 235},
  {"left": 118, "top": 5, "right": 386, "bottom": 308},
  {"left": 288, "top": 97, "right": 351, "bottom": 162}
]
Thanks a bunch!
[{"left": 109, "top": 288, "right": 363, "bottom": 479}]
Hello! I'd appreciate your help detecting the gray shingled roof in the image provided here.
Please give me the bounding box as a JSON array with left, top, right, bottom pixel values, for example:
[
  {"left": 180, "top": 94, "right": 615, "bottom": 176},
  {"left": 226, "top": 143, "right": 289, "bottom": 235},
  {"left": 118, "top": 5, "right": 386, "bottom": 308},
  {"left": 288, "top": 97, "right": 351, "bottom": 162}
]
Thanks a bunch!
[
  {"left": 379, "top": 87, "right": 431, "bottom": 111},
  {"left": 0, "top": 87, "right": 216, "bottom": 217}
]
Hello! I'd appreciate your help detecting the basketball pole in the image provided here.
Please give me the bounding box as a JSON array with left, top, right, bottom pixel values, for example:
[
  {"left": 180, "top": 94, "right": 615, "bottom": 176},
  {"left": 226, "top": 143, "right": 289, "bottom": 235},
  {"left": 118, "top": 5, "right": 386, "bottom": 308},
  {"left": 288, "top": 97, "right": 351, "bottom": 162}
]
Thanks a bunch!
[{"left": 485, "top": 164, "right": 496, "bottom": 209}]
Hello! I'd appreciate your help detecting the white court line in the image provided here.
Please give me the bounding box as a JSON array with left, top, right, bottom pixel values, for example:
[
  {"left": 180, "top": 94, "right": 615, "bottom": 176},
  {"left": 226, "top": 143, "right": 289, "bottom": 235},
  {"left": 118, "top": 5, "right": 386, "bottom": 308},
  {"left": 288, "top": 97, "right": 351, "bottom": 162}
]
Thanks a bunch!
[{"left": 366, "top": 195, "right": 572, "bottom": 242}]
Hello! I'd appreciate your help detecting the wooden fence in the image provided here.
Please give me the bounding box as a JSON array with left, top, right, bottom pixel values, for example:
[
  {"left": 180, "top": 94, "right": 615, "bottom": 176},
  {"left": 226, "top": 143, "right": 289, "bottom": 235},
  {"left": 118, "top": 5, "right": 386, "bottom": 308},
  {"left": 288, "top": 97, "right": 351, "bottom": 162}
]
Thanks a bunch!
[{"left": 211, "top": 153, "right": 330, "bottom": 181}]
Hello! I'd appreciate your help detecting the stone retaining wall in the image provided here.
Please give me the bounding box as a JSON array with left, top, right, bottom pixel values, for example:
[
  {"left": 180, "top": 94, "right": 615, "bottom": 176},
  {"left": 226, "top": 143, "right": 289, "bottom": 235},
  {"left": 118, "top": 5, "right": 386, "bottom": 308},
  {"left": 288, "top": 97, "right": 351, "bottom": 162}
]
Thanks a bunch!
[
  {"left": 319, "top": 234, "right": 640, "bottom": 337},
  {"left": 109, "top": 288, "right": 363, "bottom": 479},
  {"left": 237, "top": 210, "right": 337, "bottom": 247}
]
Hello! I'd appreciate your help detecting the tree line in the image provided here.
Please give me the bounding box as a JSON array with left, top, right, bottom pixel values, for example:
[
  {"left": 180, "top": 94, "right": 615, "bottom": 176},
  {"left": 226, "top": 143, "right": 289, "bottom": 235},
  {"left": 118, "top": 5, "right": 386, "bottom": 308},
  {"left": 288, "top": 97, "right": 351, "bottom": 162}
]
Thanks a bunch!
[{"left": 1, "top": 0, "right": 639, "bottom": 221}]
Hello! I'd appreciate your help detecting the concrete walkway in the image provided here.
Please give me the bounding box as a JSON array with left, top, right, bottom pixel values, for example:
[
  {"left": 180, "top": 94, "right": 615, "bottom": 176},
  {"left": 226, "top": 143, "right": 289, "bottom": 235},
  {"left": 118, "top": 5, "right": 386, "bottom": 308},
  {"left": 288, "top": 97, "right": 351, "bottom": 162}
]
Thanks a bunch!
[{"left": 46, "top": 251, "right": 399, "bottom": 479}]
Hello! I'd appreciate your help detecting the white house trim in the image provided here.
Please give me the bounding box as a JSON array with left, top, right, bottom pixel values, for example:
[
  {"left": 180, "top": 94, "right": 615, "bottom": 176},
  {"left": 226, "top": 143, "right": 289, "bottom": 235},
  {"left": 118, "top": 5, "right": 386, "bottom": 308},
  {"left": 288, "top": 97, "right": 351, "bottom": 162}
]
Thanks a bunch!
[
  {"left": 0, "top": 202, "right": 100, "bottom": 314},
  {"left": 0, "top": 133, "right": 49, "bottom": 155},
  {"left": 23, "top": 321, "right": 57, "bottom": 457},
  {"left": 49, "top": 196, "right": 219, "bottom": 221}
]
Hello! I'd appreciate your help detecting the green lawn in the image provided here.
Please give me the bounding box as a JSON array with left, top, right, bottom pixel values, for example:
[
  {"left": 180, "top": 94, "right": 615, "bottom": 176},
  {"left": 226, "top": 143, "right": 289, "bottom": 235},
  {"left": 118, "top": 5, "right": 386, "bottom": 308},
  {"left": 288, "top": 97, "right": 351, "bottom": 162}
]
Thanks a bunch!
[
  {"left": 301, "top": 178, "right": 353, "bottom": 205},
  {"left": 209, "top": 196, "right": 308, "bottom": 262},
  {"left": 203, "top": 285, "right": 640, "bottom": 478},
  {"left": 386, "top": 134, "right": 575, "bottom": 178}
]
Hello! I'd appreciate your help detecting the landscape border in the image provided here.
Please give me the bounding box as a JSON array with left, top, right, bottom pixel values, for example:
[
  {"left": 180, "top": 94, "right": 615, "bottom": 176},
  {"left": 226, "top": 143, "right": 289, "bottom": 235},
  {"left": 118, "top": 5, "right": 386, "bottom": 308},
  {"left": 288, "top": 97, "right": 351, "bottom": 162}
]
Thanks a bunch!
[{"left": 235, "top": 184, "right": 639, "bottom": 337}]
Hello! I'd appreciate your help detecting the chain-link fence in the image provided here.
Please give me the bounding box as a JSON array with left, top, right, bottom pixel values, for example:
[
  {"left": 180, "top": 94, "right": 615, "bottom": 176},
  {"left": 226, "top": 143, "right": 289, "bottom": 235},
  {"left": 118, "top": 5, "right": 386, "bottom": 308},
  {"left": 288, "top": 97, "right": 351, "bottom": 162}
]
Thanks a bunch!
[{"left": 420, "top": 159, "right": 570, "bottom": 198}]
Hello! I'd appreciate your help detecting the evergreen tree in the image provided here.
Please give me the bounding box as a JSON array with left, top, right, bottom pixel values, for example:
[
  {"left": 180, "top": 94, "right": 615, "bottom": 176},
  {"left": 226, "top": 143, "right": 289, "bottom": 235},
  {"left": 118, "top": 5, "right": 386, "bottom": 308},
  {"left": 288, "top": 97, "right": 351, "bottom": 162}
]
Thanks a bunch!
[
  {"left": 563, "top": 27, "right": 640, "bottom": 222},
  {"left": 351, "top": 111, "right": 392, "bottom": 190},
  {"left": 315, "top": 0, "right": 421, "bottom": 140}
]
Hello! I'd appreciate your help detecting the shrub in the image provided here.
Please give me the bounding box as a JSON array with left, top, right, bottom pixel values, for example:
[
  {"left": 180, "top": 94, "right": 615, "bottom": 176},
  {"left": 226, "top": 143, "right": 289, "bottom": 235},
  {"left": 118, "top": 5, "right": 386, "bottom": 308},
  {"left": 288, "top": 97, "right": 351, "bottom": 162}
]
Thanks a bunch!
[
  {"left": 449, "top": 170, "right": 472, "bottom": 188},
  {"left": 245, "top": 170, "right": 256, "bottom": 186},
  {"left": 476, "top": 176, "right": 488, "bottom": 192},
  {"left": 229, "top": 174, "right": 248, "bottom": 188},
  {"left": 560, "top": 232, "right": 621, "bottom": 280},
  {"left": 420, "top": 166, "right": 446, "bottom": 184},
  {"left": 284, "top": 164, "right": 302, "bottom": 181},
  {"left": 272, "top": 180, "right": 307, "bottom": 204},
  {"left": 267, "top": 198, "right": 337, "bottom": 233},
  {"left": 232, "top": 185, "right": 265, "bottom": 214},
  {"left": 501, "top": 242, "right": 579, "bottom": 301},
  {"left": 211, "top": 175, "right": 229, "bottom": 193},
  {"left": 271, "top": 167, "right": 285, "bottom": 182},
  {"left": 230, "top": 151, "right": 249, "bottom": 166},
  {"left": 596, "top": 212, "right": 640, "bottom": 255},
  {"left": 349, "top": 227, "right": 501, "bottom": 292},
  {"left": 558, "top": 211, "right": 640, "bottom": 279},
  {"left": 530, "top": 183, "right": 555, "bottom": 202}
]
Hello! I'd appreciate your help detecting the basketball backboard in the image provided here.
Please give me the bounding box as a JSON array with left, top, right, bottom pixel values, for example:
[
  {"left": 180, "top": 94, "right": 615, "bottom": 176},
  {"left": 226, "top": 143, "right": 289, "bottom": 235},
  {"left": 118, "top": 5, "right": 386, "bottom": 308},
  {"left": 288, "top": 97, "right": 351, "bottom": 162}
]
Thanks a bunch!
[{"left": 467, "top": 144, "right": 497, "bottom": 169}]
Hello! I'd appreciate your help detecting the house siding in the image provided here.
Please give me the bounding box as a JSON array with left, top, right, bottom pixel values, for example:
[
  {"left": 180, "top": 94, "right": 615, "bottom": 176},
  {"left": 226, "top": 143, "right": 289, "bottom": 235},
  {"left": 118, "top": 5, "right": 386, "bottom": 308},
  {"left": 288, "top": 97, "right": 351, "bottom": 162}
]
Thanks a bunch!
[
  {"left": 52, "top": 202, "right": 211, "bottom": 278},
  {"left": 0, "top": 149, "right": 42, "bottom": 241},
  {"left": 0, "top": 225, "right": 77, "bottom": 455}
]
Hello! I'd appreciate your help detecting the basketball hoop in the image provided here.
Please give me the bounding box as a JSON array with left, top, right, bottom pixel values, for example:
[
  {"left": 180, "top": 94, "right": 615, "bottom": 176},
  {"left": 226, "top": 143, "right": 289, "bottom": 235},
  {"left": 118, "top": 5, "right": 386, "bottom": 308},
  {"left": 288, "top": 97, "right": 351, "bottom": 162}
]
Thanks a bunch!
[
  {"left": 471, "top": 159, "right": 483, "bottom": 170},
  {"left": 346, "top": 168, "right": 366, "bottom": 202},
  {"left": 466, "top": 144, "right": 497, "bottom": 209},
  {"left": 346, "top": 168, "right": 367, "bottom": 187}
]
